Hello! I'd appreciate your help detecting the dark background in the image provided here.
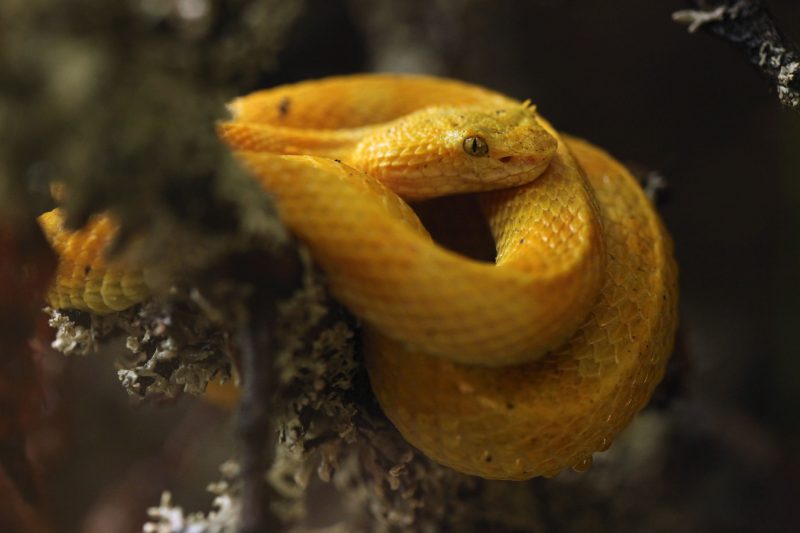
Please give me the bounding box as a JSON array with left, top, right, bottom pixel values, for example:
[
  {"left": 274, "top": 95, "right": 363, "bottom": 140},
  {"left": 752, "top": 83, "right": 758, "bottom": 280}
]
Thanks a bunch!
[{"left": 3, "top": 1, "right": 800, "bottom": 531}]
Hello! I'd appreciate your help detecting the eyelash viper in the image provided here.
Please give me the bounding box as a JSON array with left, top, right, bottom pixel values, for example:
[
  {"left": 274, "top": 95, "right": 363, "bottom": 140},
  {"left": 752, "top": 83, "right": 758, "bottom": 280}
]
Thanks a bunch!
[{"left": 38, "top": 74, "right": 678, "bottom": 480}]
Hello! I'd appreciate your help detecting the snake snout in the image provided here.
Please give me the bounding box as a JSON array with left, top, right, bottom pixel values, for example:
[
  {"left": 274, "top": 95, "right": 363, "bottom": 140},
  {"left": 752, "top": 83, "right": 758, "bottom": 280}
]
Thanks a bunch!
[{"left": 499, "top": 155, "right": 514, "bottom": 163}]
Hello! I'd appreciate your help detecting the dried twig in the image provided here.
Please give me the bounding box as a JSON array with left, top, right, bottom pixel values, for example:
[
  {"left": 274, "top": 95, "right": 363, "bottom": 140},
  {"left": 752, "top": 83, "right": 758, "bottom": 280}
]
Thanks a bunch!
[
  {"left": 236, "top": 304, "right": 280, "bottom": 533},
  {"left": 673, "top": 0, "right": 800, "bottom": 110},
  {"left": 233, "top": 247, "right": 303, "bottom": 533}
]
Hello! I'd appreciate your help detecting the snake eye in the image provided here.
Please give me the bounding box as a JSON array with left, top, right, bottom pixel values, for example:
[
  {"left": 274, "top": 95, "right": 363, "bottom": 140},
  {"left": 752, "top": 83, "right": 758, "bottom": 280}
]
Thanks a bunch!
[{"left": 463, "top": 136, "right": 489, "bottom": 157}]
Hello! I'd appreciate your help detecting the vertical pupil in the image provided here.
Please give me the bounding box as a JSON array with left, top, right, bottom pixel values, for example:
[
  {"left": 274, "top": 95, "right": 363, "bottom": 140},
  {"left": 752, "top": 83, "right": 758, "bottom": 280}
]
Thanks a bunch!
[{"left": 463, "top": 136, "right": 487, "bottom": 156}]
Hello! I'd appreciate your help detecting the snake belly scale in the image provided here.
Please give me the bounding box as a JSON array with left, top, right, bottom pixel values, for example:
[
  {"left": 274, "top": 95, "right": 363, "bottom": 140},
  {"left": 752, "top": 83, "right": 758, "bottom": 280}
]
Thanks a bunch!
[{"left": 39, "top": 74, "right": 678, "bottom": 479}]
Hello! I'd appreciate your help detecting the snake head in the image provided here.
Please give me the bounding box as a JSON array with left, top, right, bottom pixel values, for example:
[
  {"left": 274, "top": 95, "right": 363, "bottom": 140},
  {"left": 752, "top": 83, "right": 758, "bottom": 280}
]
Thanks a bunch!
[{"left": 352, "top": 104, "right": 558, "bottom": 200}]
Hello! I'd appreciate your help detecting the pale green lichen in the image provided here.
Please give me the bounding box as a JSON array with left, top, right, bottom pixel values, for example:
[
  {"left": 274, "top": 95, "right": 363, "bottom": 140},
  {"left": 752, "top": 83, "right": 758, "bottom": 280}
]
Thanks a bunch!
[
  {"left": 672, "top": 6, "right": 727, "bottom": 34},
  {"left": 144, "top": 462, "right": 242, "bottom": 533},
  {"left": 47, "top": 308, "right": 97, "bottom": 356},
  {"left": 47, "top": 290, "right": 235, "bottom": 398}
]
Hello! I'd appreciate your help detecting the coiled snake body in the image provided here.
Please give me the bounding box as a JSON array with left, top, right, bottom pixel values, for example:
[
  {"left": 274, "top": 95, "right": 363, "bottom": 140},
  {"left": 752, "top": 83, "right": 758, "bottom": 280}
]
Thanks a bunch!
[{"left": 39, "top": 74, "right": 678, "bottom": 480}]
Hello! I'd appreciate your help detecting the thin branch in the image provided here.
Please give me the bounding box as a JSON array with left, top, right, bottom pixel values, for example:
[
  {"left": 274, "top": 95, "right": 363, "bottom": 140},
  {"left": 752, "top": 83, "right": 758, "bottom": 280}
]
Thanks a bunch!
[
  {"left": 674, "top": 0, "right": 800, "bottom": 110},
  {"left": 236, "top": 304, "right": 280, "bottom": 533},
  {"left": 233, "top": 246, "right": 303, "bottom": 533}
]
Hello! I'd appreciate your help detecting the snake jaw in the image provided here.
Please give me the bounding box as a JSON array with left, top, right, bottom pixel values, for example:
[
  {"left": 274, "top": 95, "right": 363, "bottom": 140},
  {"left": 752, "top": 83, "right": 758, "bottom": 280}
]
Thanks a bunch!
[{"left": 359, "top": 155, "right": 554, "bottom": 201}]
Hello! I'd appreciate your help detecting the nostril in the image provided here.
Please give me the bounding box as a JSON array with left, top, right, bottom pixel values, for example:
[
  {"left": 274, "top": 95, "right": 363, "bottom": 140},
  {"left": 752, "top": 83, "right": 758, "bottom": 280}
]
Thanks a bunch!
[{"left": 499, "top": 156, "right": 513, "bottom": 163}]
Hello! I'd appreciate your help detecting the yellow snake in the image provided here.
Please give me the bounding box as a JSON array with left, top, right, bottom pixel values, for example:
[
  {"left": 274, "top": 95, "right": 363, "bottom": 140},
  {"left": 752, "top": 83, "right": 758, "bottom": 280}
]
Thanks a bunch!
[{"left": 38, "top": 74, "right": 678, "bottom": 480}]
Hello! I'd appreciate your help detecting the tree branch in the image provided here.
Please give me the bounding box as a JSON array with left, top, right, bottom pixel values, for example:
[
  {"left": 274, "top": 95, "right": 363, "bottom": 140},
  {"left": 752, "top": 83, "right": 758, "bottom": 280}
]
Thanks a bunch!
[
  {"left": 674, "top": 0, "right": 800, "bottom": 110},
  {"left": 233, "top": 246, "right": 303, "bottom": 533}
]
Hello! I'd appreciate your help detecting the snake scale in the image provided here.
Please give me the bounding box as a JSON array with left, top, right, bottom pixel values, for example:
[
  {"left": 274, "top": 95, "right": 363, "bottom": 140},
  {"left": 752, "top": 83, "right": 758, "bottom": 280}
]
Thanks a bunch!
[{"left": 38, "top": 74, "right": 678, "bottom": 480}]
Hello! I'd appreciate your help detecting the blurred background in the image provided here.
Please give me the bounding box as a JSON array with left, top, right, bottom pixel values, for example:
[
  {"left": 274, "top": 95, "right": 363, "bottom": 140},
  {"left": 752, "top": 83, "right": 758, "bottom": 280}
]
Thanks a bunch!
[{"left": 2, "top": 0, "right": 799, "bottom": 531}]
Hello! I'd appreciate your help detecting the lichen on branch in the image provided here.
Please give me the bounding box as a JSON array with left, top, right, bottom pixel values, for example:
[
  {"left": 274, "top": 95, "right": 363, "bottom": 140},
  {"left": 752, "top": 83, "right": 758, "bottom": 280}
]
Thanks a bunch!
[{"left": 674, "top": 0, "right": 800, "bottom": 110}]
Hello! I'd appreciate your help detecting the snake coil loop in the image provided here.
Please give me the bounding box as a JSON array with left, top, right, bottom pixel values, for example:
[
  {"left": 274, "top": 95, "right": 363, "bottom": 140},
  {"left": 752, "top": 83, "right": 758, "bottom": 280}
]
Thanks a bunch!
[{"left": 40, "top": 74, "right": 678, "bottom": 480}]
